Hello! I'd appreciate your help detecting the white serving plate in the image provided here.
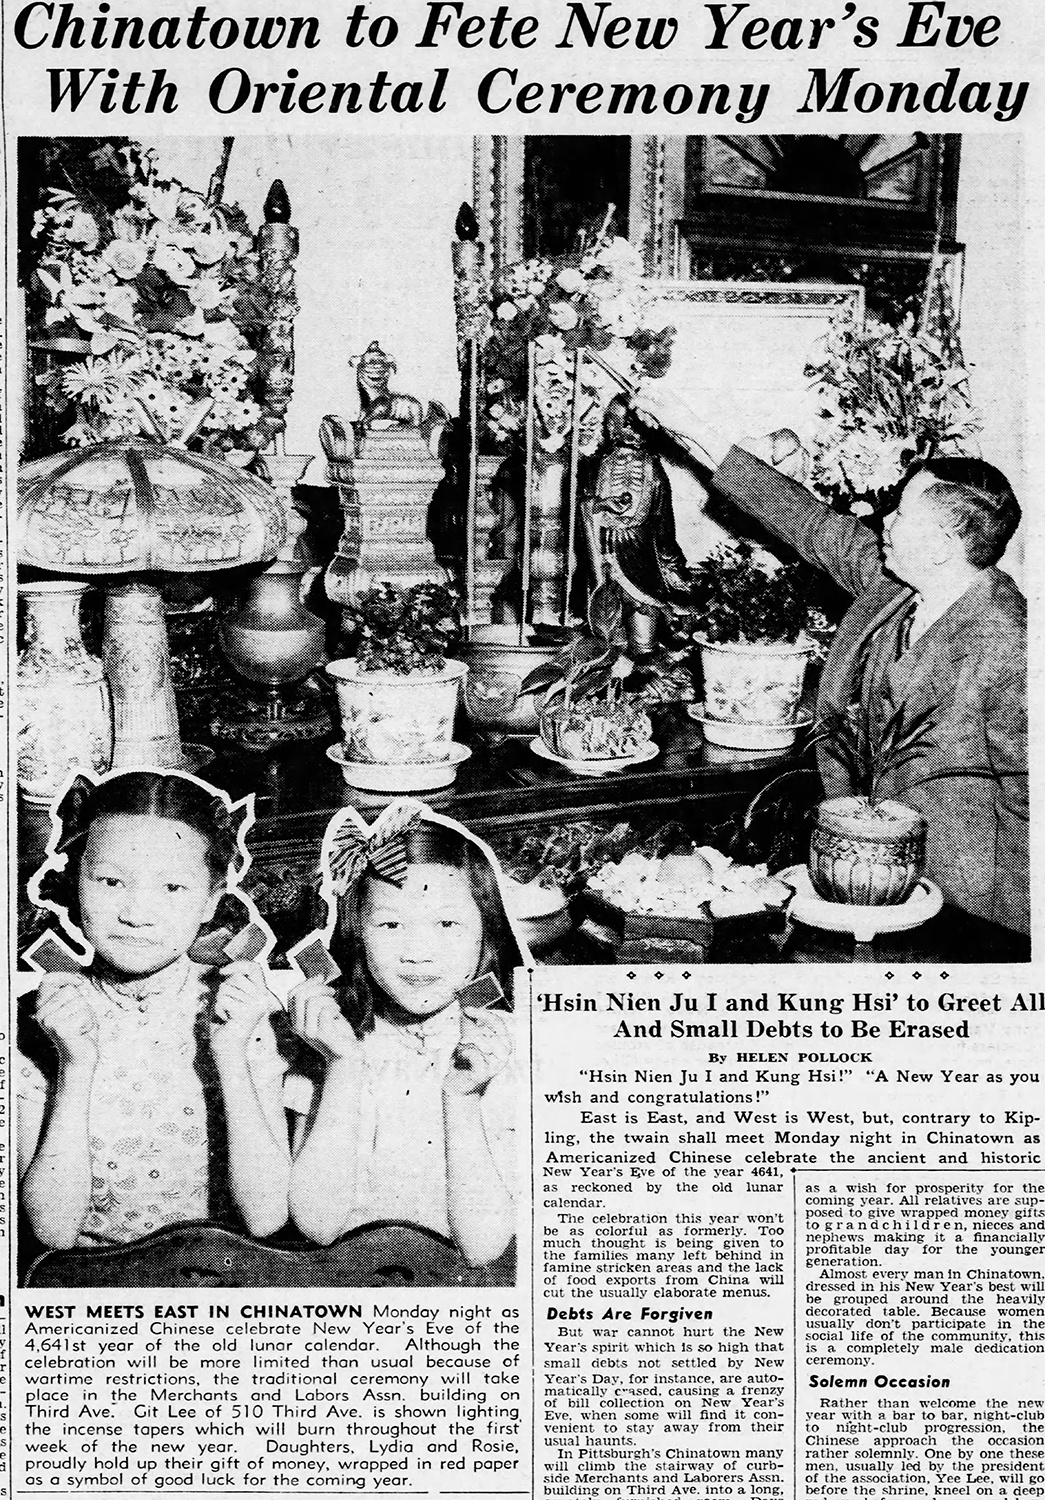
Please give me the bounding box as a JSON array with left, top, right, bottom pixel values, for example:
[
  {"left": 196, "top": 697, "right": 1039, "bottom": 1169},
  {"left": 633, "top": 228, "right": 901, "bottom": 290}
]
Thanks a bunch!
[{"left": 529, "top": 738, "right": 659, "bottom": 778}]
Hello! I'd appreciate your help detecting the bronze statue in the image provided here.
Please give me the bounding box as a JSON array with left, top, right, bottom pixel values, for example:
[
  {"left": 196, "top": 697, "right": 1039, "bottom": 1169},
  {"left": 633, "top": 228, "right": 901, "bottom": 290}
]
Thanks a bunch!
[{"left": 586, "top": 396, "right": 694, "bottom": 649}]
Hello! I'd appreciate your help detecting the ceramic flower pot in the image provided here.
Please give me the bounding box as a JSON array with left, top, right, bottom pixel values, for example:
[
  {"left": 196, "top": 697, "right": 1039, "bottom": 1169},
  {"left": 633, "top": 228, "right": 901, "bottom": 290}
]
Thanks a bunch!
[
  {"left": 696, "top": 635, "right": 811, "bottom": 749},
  {"left": 809, "top": 796, "right": 926, "bottom": 906},
  {"left": 461, "top": 627, "right": 560, "bottom": 735},
  {"left": 326, "top": 657, "right": 467, "bottom": 764},
  {"left": 18, "top": 581, "right": 113, "bottom": 805}
]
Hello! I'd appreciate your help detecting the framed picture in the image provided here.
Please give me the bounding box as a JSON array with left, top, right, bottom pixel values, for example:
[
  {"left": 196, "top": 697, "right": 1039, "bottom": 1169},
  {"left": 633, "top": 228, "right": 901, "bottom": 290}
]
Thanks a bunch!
[
  {"left": 641, "top": 279, "right": 864, "bottom": 442},
  {"left": 637, "top": 279, "right": 864, "bottom": 561},
  {"left": 682, "top": 135, "right": 961, "bottom": 254}
]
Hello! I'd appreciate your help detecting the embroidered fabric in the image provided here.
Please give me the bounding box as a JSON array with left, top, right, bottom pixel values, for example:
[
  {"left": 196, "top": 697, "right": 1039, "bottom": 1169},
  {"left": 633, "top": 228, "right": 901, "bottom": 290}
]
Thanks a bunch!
[
  {"left": 288, "top": 1001, "right": 516, "bottom": 1239},
  {"left": 18, "top": 958, "right": 287, "bottom": 1246}
]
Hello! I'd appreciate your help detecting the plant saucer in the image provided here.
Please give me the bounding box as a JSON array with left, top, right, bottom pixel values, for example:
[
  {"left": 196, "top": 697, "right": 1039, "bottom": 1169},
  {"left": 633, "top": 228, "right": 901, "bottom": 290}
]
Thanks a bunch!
[
  {"left": 529, "top": 738, "right": 659, "bottom": 778},
  {"left": 689, "top": 705, "right": 812, "bottom": 751},
  {"left": 779, "top": 865, "right": 943, "bottom": 943},
  {"left": 327, "top": 741, "right": 471, "bottom": 792}
]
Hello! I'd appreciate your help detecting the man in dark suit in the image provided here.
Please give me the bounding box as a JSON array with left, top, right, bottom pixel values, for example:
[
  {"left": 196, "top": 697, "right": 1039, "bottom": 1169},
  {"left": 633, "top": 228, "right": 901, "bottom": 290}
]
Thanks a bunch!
[{"left": 631, "top": 387, "right": 1028, "bottom": 936}]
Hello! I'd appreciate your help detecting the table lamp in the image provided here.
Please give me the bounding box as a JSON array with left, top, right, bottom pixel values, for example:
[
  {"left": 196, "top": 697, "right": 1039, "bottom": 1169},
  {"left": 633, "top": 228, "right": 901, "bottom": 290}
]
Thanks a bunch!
[{"left": 18, "top": 432, "right": 286, "bottom": 769}]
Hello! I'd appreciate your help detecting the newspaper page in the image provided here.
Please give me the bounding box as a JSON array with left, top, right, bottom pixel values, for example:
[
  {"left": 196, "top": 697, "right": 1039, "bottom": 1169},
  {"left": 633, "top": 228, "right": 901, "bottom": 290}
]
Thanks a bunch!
[{"left": 4, "top": 4, "right": 1043, "bottom": 1500}]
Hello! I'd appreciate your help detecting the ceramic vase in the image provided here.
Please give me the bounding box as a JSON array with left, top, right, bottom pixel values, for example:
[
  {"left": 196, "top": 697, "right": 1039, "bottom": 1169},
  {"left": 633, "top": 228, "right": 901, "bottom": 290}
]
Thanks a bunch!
[
  {"left": 17, "top": 581, "right": 112, "bottom": 805},
  {"left": 103, "top": 582, "right": 183, "bottom": 769}
]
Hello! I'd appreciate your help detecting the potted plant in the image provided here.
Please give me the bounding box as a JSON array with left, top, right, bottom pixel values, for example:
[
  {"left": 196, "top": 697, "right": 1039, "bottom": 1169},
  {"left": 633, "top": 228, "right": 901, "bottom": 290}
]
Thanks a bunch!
[
  {"left": 326, "top": 582, "right": 466, "bottom": 768},
  {"left": 520, "top": 583, "right": 654, "bottom": 770},
  {"left": 809, "top": 703, "right": 934, "bottom": 906},
  {"left": 687, "top": 541, "right": 812, "bottom": 750},
  {"left": 809, "top": 697, "right": 1027, "bottom": 909}
]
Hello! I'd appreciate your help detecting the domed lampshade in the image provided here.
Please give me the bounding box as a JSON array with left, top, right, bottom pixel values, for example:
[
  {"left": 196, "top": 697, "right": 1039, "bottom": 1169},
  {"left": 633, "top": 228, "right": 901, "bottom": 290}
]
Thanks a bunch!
[
  {"left": 17, "top": 438, "right": 287, "bottom": 771},
  {"left": 18, "top": 437, "right": 286, "bottom": 574}
]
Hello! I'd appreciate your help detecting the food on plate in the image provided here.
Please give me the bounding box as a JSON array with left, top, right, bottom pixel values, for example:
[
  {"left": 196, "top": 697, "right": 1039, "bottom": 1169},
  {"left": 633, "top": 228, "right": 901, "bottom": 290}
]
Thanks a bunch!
[
  {"left": 541, "top": 700, "right": 653, "bottom": 761},
  {"left": 589, "top": 848, "right": 794, "bottom": 920}
]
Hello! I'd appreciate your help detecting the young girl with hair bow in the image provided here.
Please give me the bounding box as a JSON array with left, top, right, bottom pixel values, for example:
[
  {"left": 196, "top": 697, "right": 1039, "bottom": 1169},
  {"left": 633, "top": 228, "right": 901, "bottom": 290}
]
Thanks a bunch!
[
  {"left": 18, "top": 770, "right": 292, "bottom": 1250},
  {"left": 287, "top": 802, "right": 524, "bottom": 1268}
]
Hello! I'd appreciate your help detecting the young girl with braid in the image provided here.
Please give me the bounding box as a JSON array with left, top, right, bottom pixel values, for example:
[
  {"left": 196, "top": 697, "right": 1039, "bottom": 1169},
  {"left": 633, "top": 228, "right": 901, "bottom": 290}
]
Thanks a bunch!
[
  {"left": 287, "top": 802, "right": 523, "bottom": 1268},
  {"left": 18, "top": 770, "right": 292, "bottom": 1250}
]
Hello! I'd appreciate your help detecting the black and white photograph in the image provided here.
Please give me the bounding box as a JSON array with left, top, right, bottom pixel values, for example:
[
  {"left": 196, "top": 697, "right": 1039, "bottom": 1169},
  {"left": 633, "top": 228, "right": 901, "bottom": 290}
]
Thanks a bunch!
[
  {"left": 17, "top": 773, "right": 523, "bottom": 1286},
  {"left": 15, "top": 131, "right": 1028, "bottom": 994}
]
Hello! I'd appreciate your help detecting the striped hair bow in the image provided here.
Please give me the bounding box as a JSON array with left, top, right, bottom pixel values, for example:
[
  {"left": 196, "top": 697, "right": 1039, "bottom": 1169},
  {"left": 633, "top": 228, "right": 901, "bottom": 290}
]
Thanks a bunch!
[{"left": 326, "top": 800, "right": 427, "bottom": 895}]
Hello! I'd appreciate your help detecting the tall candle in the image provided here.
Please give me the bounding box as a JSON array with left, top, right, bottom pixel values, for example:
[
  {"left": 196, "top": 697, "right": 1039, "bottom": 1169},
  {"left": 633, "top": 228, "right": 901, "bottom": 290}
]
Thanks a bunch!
[{"left": 520, "top": 340, "right": 536, "bottom": 643}]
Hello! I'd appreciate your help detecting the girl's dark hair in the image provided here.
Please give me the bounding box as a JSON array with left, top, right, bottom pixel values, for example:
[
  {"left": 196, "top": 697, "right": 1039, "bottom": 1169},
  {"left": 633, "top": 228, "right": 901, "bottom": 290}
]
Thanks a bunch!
[
  {"left": 329, "top": 819, "right": 521, "bottom": 1035},
  {"left": 37, "top": 771, "right": 242, "bottom": 928}
]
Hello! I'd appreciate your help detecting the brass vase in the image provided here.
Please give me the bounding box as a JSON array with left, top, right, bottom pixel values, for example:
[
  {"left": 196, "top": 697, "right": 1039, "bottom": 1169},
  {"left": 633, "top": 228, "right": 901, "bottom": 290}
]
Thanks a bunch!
[
  {"left": 220, "top": 566, "right": 326, "bottom": 690},
  {"left": 214, "top": 453, "right": 330, "bottom": 749}
]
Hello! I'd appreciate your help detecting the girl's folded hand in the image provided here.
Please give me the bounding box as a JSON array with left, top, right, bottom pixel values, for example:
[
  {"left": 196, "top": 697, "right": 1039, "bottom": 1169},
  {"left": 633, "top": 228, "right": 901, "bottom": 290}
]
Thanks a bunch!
[
  {"left": 288, "top": 978, "right": 360, "bottom": 1063},
  {"left": 35, "top": 973, "right": 99, "bottom": 1068},
  {"left": 445, "top": 1009, "right": 512, "bottom": 1097},
  {"left": 210, "top": 961, "right": 280, "bottom": 1055}
]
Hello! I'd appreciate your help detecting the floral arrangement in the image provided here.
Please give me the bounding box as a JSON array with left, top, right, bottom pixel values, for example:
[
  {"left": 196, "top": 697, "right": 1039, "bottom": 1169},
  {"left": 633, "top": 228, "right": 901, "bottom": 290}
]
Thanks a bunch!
[
  {"left": 804, "top": 305, "right": 982, "bottom": 516},
  {"left": 688, "top": 542, "right": 808, "bottom": 646},
  {"left": 343, "top": 582, "right": 462, "bottom": 675},
  {"left": 30, "top": 142, "right": 266, "bottom": 454},
  {"left": 484, "top": 225, "right": 673, "bottom": 455}
]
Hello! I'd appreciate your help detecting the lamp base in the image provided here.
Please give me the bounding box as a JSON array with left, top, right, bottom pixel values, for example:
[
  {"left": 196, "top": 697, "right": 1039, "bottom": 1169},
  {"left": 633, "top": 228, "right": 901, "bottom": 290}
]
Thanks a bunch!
[{"left": 209, "top": 677, "right": 331, "bottom": 752}]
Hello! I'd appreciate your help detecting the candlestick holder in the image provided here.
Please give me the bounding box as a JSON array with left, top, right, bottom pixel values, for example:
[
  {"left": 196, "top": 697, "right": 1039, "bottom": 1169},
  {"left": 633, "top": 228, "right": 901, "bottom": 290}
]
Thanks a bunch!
[{"left": 211, "top": 180, "right": 331, "bottom": 749}]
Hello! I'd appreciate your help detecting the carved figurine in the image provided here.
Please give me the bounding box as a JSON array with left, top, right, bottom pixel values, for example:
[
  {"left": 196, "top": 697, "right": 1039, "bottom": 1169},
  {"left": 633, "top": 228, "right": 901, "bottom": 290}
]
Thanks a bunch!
[
  {"left": 586, "top": 396, "right": 694, "bottom": 649},
  {"left": 351, "top": 341, "right": 425, "bottom": 429}
]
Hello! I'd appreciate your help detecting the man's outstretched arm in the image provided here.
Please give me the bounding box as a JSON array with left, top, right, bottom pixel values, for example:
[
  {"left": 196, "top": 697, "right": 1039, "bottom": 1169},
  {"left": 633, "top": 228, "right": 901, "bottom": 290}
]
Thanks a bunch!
[{"left": 630, "top": 385, "right": 885, "bottom": 599}]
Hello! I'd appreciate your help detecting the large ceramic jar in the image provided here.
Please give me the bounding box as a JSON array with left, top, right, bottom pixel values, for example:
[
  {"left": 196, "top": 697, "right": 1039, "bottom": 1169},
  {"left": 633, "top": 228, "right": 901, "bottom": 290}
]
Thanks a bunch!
[
  {"left": 809, "top": 796, "right": 926, "bottom": 906},
  {"left": 18, "top": 581, "right": 113, "bottom": 805},
  {"left": 326, "top": 657, "right": 467, "bottom": 764}
]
